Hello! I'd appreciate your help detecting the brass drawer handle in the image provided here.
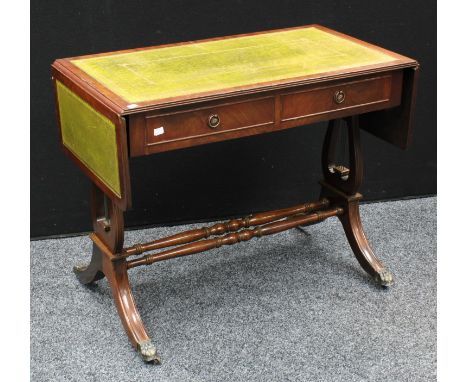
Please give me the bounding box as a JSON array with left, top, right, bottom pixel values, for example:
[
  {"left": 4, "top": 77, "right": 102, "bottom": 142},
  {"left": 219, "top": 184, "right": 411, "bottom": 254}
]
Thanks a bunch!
[
  {"left": 334, "top": 90, "right": 345, "bottom": 104},
  {"left": 208, "top": 114, "right": 220, "bottom": 129}
]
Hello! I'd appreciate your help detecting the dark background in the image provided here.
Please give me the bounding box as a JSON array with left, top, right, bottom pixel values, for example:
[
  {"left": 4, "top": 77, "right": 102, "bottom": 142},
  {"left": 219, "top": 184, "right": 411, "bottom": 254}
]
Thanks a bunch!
[{"left": 31, "top": 0, "right": 436, "bottom": 238}]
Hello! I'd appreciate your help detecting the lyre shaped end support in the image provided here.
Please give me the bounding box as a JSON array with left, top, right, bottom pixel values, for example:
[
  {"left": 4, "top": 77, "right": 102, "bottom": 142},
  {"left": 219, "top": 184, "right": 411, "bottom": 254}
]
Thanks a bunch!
[
  {"left": 321, "top": 116, "right": 363, "bottom": 195},
  {"left": 320, "top": 117, "right": 394, "bottom": 287}
]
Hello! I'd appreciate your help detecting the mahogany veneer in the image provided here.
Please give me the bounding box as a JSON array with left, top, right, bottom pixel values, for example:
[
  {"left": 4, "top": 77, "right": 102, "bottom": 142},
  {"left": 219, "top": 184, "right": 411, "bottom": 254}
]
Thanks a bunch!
[{"left": 51, "top": 24, "right": 419, "bottom": 363}]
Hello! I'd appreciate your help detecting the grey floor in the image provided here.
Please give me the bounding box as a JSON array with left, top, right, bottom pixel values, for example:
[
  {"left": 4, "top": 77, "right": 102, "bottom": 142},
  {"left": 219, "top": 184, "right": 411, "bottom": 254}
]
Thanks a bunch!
[{"left": 31, "top": 197, "right": 436, "bottom": 382}]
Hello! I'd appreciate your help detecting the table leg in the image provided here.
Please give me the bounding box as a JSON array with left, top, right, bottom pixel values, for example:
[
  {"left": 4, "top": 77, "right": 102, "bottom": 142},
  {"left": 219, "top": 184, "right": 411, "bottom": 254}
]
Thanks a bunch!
[
  {"left": 73, "top": 114, "right": 394, "bottom": 364},
  {"left": 338, "top": 198, "right": 394, "bottom": 286},
  {"left": 74, "top": 184, "right": 161, "bottom": 363},
  {"left": 320, "top": 117, "right": 394, "bottom": 286}
]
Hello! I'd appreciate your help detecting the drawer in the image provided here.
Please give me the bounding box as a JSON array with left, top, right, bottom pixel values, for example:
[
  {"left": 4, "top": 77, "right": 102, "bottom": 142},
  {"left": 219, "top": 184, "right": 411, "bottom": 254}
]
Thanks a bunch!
[
  {"left": 132, "top": 97, "right": 275, "bottom": 154},
  {"left": 280, "top": 72, "right": 403, "bottom": 123},
  {"left": 129, "top": 71, "right": 404, "bottom": 156}
]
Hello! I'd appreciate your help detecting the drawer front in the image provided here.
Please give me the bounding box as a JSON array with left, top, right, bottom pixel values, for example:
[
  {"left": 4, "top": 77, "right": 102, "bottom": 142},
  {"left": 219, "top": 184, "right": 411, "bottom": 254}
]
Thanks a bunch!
[
  {"left": 129, "top": 71, "right": 404, "bottom": 156},
  {"left": 143, "top": 98, "right": 275, "bottom": 151},
  {"left": 281, "top": 73, "right": 402, "bottom": 123}
]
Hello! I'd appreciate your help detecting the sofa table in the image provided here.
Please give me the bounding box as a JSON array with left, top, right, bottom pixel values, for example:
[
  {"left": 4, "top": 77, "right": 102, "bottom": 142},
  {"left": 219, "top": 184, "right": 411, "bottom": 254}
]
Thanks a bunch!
[{"left": 52, "top": 24, "right": 419, "bottom": 363}]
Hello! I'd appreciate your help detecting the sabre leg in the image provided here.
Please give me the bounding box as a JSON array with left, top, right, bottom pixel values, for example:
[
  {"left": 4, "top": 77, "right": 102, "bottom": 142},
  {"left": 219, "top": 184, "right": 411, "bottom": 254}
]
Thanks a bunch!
[
  {"left": 320, "top": 117, "right": 394, "bottom": 287},
  {"left": 74, "top": 183, "right": 161, "bottom": 363}
]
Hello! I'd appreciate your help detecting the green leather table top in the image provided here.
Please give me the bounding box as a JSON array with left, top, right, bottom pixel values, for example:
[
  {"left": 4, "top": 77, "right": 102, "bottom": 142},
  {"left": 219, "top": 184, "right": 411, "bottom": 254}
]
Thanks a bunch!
[
  {"left": 71, "top": 26, "right": 397, "bottom": 104},
  {"left": 56, "top": 81, "right": 121, "bottom": 197}
]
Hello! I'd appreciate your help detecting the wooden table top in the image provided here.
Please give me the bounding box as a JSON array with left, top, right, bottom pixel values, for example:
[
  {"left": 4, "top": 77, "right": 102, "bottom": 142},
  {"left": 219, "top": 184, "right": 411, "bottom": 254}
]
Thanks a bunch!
[
  {"left": 52, "top": 24, "right": 419, "bottom": 210},
  {"left": 55, "top": 25, "right": 415, "bottom": 113}
]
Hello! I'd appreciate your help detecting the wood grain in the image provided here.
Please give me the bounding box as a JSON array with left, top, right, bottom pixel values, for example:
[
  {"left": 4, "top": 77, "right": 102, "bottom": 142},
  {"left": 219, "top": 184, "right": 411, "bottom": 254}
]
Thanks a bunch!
[
  {"left": 127, "top": 206, "right": 343, "bottom": 269},
  {"left": 121, "top": 198, "right": 330, "bottom": 258},
  {"left": 129, "top": 71, "right": 403, "bottom": 156}
]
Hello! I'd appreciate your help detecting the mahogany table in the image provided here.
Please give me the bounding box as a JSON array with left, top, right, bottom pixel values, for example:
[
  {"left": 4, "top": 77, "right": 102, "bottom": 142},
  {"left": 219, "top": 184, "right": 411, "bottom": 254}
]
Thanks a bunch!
[{"left": 52, "top": 25, "right": 419, "bottom": 363}]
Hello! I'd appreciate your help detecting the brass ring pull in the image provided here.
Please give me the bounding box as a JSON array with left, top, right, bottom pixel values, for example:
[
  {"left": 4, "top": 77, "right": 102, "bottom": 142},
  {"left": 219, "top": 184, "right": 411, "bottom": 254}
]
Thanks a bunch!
[
  {"left": 334, "top": 90, "right": 345, "bottom": 104},
  {"left": 208, "top": 114, "right": 220, "bottom": 129}
]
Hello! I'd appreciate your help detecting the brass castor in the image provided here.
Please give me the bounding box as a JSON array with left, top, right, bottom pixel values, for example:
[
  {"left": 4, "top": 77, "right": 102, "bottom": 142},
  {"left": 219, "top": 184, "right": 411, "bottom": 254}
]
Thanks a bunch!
[
  {"left": 138, "top": 340, "right": 161, "bottom": 363},
  {"left": 375, "top": 269, "right": 394, "bottom": 287}
]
